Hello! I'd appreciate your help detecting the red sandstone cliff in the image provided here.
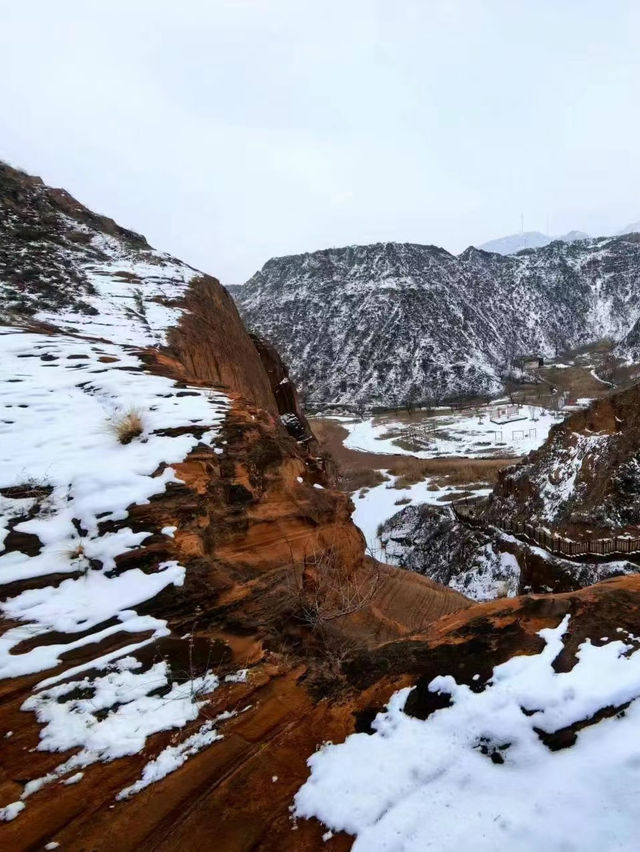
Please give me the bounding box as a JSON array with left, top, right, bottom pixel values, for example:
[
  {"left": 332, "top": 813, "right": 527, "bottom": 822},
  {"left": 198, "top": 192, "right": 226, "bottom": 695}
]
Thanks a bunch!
[
  {"left": 0, "top": 163, "right": 469, "bottom": 849},
  {"left": 4, "top": 163, "right": 640, "bottom": 851}
]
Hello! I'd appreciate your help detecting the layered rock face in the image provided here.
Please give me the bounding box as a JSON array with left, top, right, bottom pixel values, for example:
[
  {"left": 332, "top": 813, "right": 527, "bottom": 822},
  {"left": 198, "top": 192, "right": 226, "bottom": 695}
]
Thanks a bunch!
[
  {"left": 484, "top": 383, "right": 640, "bottom": 534},
  {"left": 231, "top": 236, "right": 640, "bottom": 407},
  {"left": 4, "top": 162, "right": 640, "bottom": 850},
  {"left": 0, "top": 163, "right": 471, "bottom": 849}
]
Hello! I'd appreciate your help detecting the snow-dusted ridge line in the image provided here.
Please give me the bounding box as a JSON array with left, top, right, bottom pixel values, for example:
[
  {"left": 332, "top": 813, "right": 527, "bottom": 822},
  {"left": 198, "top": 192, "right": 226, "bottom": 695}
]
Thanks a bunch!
[
  {"left": 10, "top": 207, "right": 202, "bottom": 347},
  {"left": 294, "top": 616, "right": 640, "bottom": 851},
  {"left": 235, "top": 236, "right": 640, "bottom": 406}
]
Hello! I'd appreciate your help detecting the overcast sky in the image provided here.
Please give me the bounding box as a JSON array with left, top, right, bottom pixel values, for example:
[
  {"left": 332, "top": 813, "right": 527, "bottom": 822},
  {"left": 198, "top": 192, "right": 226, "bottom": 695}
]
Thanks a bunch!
[{"left": 1, "top": 1, "right": 639, "bottom": 284}]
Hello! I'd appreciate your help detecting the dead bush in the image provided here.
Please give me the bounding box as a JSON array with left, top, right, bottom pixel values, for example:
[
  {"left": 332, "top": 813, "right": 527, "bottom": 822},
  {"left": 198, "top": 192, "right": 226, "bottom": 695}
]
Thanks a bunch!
[
  {"left": 393, "top": 472, "right": 422, "bottom": 489},
  {"left": 110, "top": 409, "right": 143, "bottom": 444},
  {"left": 287, "top": 544, "right": 381, "bottom": 631}
]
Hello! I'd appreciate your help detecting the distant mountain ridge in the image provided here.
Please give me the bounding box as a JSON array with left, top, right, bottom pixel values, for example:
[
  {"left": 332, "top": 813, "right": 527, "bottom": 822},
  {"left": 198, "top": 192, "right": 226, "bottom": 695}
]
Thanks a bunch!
[
  {"left": 618, "top": 221, "right": 640, "bottom": 236},
  {"left": 477, "top": 229, "right": 589, "bottom": 255},
  {"left": 232, "top": 235, "right": 640, "bottom": 408}
]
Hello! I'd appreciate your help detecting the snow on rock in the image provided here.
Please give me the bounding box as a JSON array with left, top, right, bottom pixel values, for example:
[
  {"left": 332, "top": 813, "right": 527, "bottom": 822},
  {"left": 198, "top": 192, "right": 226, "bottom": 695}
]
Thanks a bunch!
[
  {"left": 487, "top": 388, "right": 640, "bottom": 531},
  {"left": 0, "top": 326, "right": 236, "bottom": 815},
  {"left": 117, "top": 715, "right": 227, "bottom": 800},
  {"left": 233, "top": 236, "right": 640, "bottom": 407},
  {"left": 35, "top": 238, "right": 196, "bottom": 347},
  {"left": 0, "top": 162, "right": 200, "bottom": 347},
  {"left": 20, "top": 662, "right": 218, "bottom": 798},
  {"left": 351, "top": 472, "right": 492, "bottom": 556},
  {"left": 0, "top": 802, "right": 25, "bottom": 822},
  {"left": 294, "top": 616, "right": 640, "bottom": 851},
  {"left": 533, "top": 433, "right": 609, "bottom": 522},
  {"left": 380, "top": 504, "right": 520, "bottom": 601}
]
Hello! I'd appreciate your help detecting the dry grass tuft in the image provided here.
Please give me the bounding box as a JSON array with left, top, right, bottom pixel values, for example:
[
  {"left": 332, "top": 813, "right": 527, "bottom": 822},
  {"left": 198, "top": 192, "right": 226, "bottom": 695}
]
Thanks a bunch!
[
  {"left": 393, "top": 472, "right": 423, "bottom": 489},
  {"left": 339, "top": 467, "right": 387, "bottom": 492},
  {"left": 67, "top": 541, "right": 86, "bottom": 561},
  {"left": 110, "top": 409, "right": 144, "bottom": 444}
]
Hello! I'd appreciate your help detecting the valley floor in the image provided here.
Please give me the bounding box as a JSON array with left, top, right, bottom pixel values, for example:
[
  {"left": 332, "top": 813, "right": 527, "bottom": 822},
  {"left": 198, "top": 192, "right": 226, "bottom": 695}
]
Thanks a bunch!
[{"left": 312, "top": 349, "right": 637, "bottom": 595}]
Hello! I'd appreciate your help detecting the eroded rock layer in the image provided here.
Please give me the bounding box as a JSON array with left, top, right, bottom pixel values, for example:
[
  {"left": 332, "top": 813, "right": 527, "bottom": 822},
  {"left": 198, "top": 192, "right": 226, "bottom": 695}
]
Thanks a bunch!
[{"left": 0, "top": 163, "right": 469, "bottom": 849}]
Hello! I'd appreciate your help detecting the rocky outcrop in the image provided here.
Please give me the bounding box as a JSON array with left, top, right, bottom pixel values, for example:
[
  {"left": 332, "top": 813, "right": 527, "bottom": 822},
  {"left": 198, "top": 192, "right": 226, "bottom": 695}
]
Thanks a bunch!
[
  {"left": 232, "top": 237, "right": 640, "bottom": 407},
  {"left": 380, "top": 504, "right": 521, "bottom": 600},
  {"left": 0, "top": 162, "right": 470, "bottom": 849},
  {"left": 165, "top": 277, "right": 278, "bottom": 415},
  {"left": 379, "top": 503, "right": 637, "bottom": 601},
  {"left": 484, "top": 384, "right": 640, "bottom": 534}
]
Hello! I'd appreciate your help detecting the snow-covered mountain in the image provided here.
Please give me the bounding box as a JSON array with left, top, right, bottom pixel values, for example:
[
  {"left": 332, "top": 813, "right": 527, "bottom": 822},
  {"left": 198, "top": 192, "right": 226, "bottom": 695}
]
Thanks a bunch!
[
  {"left": 618, "top": 220, "right": 640, "bottom": 236},
  {"left": 232, "top": 236, "right": 640, "bottom": 408},
  {"left": 0, "top": 161, "right": 378, "bottom": 835},
  {"left": 477, "top": 229, "right": 588, "bottom": 255}
]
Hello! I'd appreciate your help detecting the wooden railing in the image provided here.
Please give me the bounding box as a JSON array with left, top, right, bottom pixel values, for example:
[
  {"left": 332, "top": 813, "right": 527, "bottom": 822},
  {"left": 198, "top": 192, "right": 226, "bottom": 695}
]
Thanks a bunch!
[{"left": 453, "top": 504, "right": 640, "bottom": 558}]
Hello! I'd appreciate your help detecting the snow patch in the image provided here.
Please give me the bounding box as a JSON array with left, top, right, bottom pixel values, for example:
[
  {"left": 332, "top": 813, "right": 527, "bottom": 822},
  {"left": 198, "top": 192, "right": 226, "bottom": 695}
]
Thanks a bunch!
[{"left": 294, "top": 616, "right": 640, "bottom": 851}]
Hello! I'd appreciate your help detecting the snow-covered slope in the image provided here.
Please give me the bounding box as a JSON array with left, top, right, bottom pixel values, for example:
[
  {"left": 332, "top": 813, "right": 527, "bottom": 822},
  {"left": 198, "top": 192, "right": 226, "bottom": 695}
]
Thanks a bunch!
[
  {"left": 0, "top": 328, "right": 235, "bottom": 809},
  {"left": 294, "top": 615, "right": 640, "bottom": 851},
  {"left": 485, "top": 383, "right": 640, "bottom": 533},
  {"left": 618, "top": 221, "right": 640, "bottom": 236},
  {"left": 0, "top": 163, "right": 200, "bottom": 345},
  {"left": 0, "top": 163, "right": 252, "bottom": 817},
  {"left": 233, "top": 236, "right": 640, "bottom": 407},
  {"left": 478, "top": 230, "right": 588, "bottom": 255}
]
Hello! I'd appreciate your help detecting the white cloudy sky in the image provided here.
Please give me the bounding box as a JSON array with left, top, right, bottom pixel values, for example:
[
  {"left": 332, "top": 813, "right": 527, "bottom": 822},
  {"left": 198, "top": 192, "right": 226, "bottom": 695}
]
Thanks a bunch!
[{"left": 1, "top": 0, "right": 639, "bottom": 284}]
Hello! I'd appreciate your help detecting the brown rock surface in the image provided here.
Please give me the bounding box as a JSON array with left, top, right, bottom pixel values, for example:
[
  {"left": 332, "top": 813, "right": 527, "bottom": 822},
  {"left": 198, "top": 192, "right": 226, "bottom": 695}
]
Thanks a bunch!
[
  {"left": 0, "top": 162, "right": 473, "bottom": 849},
  {"left": 0, "top": 338, "right": 471, "bottom": 849},
  {"left": 3, "top": 162, "right": 640, "bottom": 851},
  {"left": 4, "top": 570, "right": 639, "bottom": 851}
]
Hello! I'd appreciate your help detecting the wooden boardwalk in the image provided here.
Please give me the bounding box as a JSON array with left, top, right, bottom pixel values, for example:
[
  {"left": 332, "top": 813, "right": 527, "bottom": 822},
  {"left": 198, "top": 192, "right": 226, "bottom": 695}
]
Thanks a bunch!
[{"left": 454, "top": 504, "right": 640, "bottom": 558}]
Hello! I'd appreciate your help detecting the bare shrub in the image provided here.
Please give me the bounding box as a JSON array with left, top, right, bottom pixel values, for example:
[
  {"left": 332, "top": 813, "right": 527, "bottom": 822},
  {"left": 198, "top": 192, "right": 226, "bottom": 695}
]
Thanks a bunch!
[
  {"left": 22, "top": 477, "right": 53, "bottom": 501},
  {"left": 393, "top": 473, "right": 421, "bottom": 489},
  {"left": 288, "top": 544, "right": 381, "bottom": 631},
  {"left": 110, "top": 409, "right": 143, "bottom": 444},
  {"left": 66, "top": 540, "right": 86, "bottom": 561}
]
